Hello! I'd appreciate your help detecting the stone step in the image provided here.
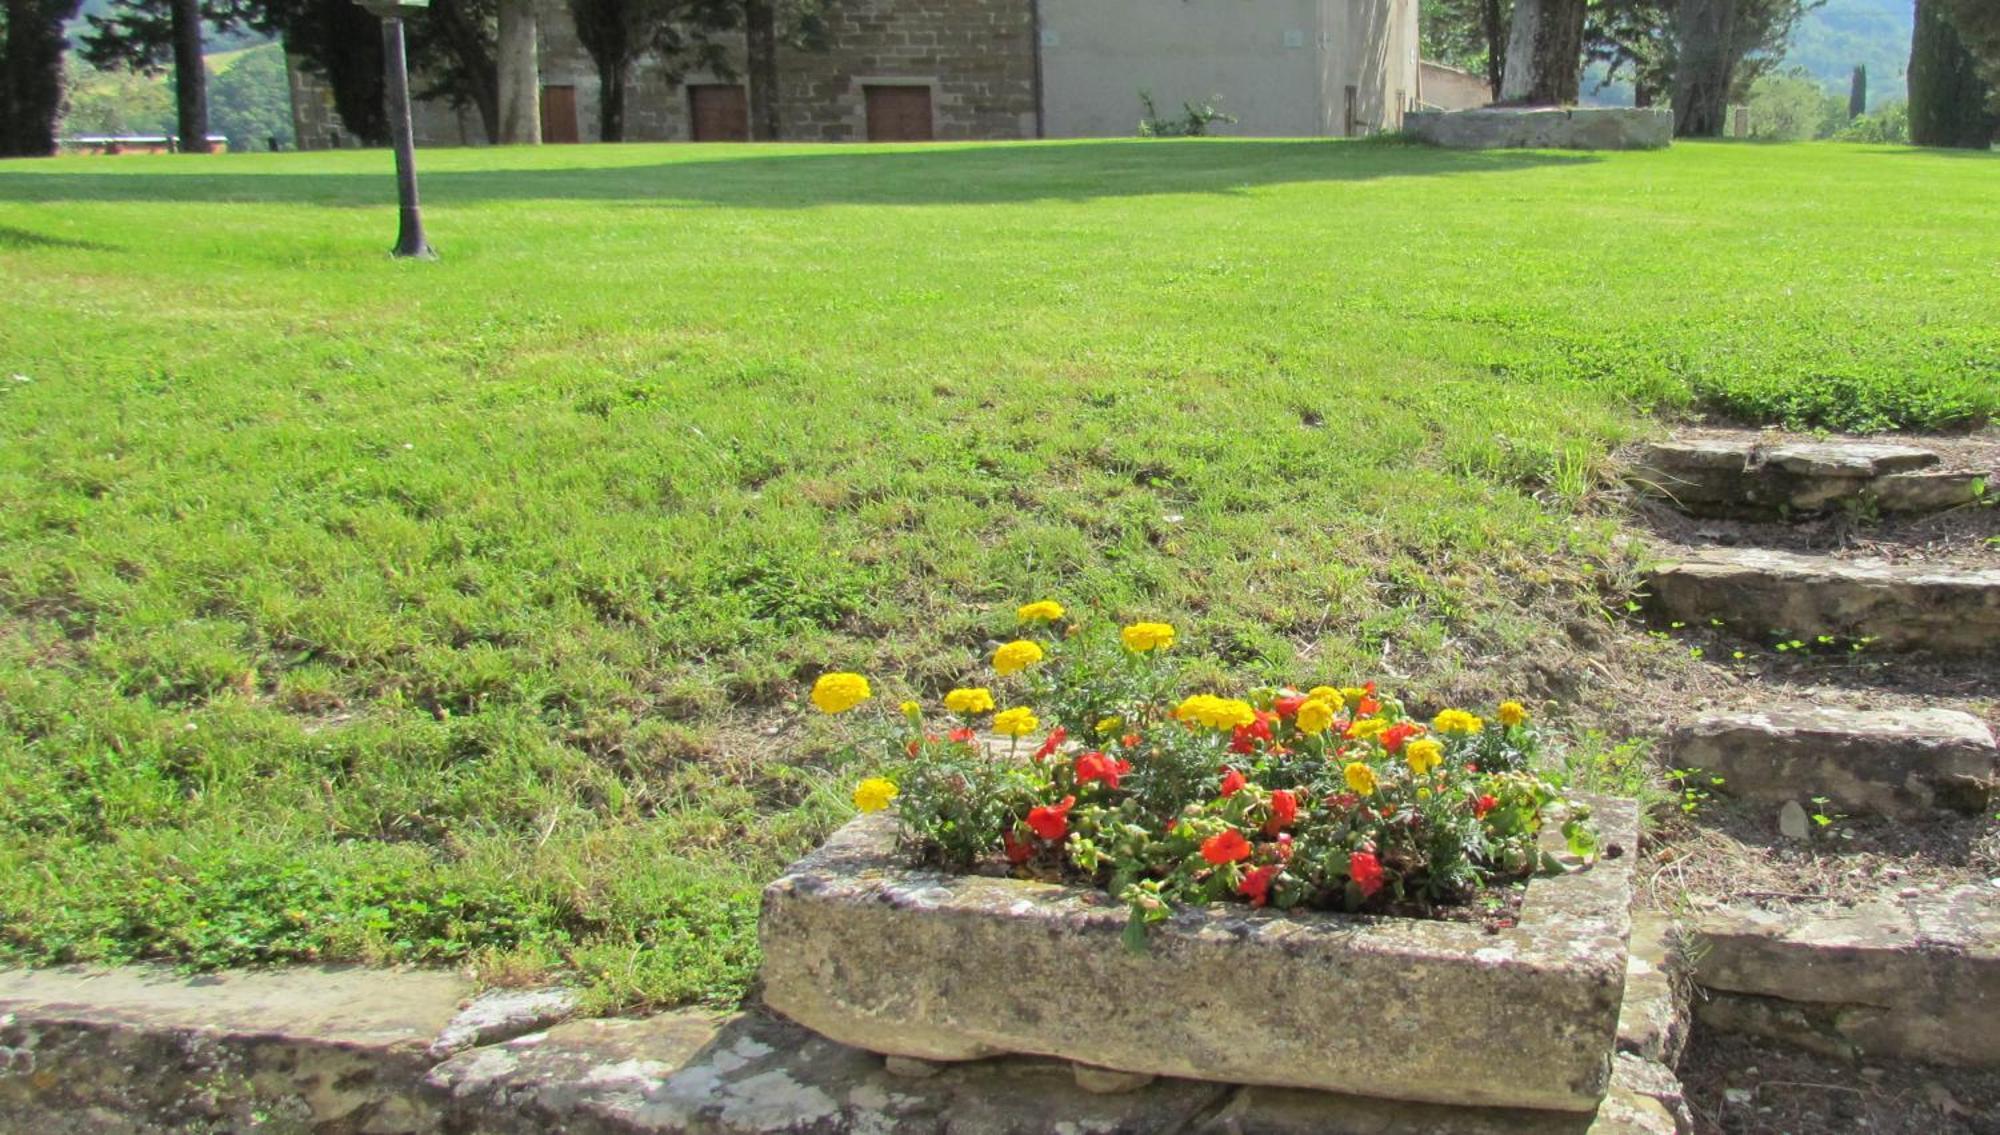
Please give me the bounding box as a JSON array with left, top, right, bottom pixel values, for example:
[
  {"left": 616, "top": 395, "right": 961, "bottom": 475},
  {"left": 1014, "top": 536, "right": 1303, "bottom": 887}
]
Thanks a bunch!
[
  {"left": 1645, "top": 547, "right": 2000, "bottom": 655},
  {"left": 0, "top": 966, "right": 574, "bottom": 1133},
  {"left": 425, "top": 1002, "right": 1686, "bottom": 1134},
  {"left": 1690, "top": 885, "right": 2000, "bottom": 1067},
  {"left": 1629, "top": 437, "right": 1986, "bottom": 520},
  {"left": 1668, "top": 704, "right": 1999, "bottom": 819}
]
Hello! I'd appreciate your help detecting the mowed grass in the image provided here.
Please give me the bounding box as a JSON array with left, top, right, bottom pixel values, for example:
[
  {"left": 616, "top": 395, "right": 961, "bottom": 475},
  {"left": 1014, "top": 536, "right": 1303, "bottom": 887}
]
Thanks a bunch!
[{"left": 0, "top": 139, "right": 1995, "bottom": 1006}]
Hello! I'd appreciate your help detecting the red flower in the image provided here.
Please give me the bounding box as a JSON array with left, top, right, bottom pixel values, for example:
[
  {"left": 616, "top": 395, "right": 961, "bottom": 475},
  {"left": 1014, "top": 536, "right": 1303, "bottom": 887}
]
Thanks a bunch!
[
  {"left": 1380, "top": 722, "right": 1420, "bottom": 754},
  {"left": 1238, "top": 865, "right": 1279, "bottom": 907},
  {"left": 1075, "top": 751, "right": 1131, "bottom": 791},
  {"left": 1219, "top": 768, "right": 1248, "bottom": 798},
  {"left": 1002, "top": 829, "right": 1034, "bottom": 864},
  {"left": 1349, "top": 851, "right": 1385, "bottom": 897},
  {"left": 1201, "top": 829, "right": 1252, "bottom": 865},
  {"left": 1026, "top": 795, "right": 1075, "bottom": 841},
  {"left": 1230, "top": 727, "right": 1257, "bottom": 755},
  {"left": 1121, "top": 733, "right": 1141, "bottom": 749},
  {"left": 1475, "top": 794, "right": 1498, "bottom": 819},
  {"left": 1266, "top": 789, "right": 1299, "bottom": 833},
  {"left": 1273, "top": 694, "right": 1306, "bottom": 719},
  {"left": 1033, "top": 726, "right": 1069, "bottom": 763},
  {"left": 1357, "top": 697, "right": 1381, "bottom": 717},
  {"left": 949, "top": 727, "right": 977, "bottom": 743}
]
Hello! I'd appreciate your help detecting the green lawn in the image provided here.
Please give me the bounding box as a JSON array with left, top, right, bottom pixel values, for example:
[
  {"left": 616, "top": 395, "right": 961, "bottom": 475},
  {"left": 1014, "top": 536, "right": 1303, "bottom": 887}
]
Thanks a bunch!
[{"left": 1, "top": 139, "right": 1995, "bottom": 1007}]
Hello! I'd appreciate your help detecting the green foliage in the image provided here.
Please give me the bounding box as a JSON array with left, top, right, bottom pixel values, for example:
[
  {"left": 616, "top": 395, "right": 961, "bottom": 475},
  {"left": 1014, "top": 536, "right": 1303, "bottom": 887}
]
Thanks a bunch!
[
  {"left": 1833, "top": 97, "right": 1908, "bottom": 141},
  {"left": 1746, "top": 68, "right": 1846, "bottom": 140},
  {"left": 1784, "top": 0, "right": 1911, "bottom": 110},
  {"left": 1, "top": 139, "right": 1998, "bottom": 1004},
  {"left": 1137, "top": 90, "right": 1237, "bottom": 137},
  {"left": 206, "top": 42, "right": 292, "bottom": 149},
  {"left": 58, "top": 55, "right": 175, "bottom": 135}
]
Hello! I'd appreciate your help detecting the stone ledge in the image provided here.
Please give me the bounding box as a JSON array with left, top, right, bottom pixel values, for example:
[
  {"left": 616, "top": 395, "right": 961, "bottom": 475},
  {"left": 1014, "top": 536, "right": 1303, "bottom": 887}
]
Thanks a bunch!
[
  {"left": 1645, "top": 547, "right": 2000, "bottom": 655},
  {"left": 1404, "top": 107, "right": 1672, "bottom": 151},
  {"left": 1690, "top": 885, "right": 2000, "bottom": 1067},
  {"left": 1628, "top": 438, "right": 1982, "bottom": 519},
  {"left": 424, "top": 1007, "right": 1685, "bottom": 1135},
  {"left": 1668, "top": 705, "right": 1998, "bottom": 819},
  {"left": 758, "top": 797, "right": 1639, "bottom": 1113},
  {"left": 0, "top": 965, "right": 574, "bottom": 1133}
]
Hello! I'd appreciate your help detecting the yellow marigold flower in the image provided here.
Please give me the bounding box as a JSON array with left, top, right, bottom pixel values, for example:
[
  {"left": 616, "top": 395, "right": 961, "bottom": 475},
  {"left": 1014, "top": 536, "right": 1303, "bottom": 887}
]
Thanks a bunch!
[
  {"left": 853, "top": 777, "right": 899, "bottom": 813},
  {"left": 1344, "top": 761, "right": 1378, "bottom": 797},
  {"left": 1296, "top": 698, "right": 1335, "bottom": 735},
  {"left": 810, "top": 672, "right": 872, "bottom": 715},
  {"left": 1307, "top": 686, "right": 1345, "bottom": 713},
  {"left": 1497, "top": 700, "right": 1529, "bottom": 728},
  {"left": 1346, "top": 718, "right": 1387, "bottom": 741},
  {"left": 1120, "top": 622, "right": 1176, "bottom": 653},
  {"left": 1017, "top": 600, "right": 1065, "bottom": 623},
  {"left": 1094, "top": 715, "right": 1123, "bottom": 735},
  {"left": 943, "top": 687, "right": 997, "bottom": 715},
  {"left": 1174, "top": 694, "right": 1256, "bottom": 730},
  {"left": 993, "top": 707, "right": 1040, "bottom": 736},
  {"left": 993, "top": 639, "right": 1046, "bottom": 676},
  {"left": 1406, "top": 737, "right": 1444, "bottom": 776},
  {"left": 1433, "top": 709, "right": 1484, "bottom": 735}
]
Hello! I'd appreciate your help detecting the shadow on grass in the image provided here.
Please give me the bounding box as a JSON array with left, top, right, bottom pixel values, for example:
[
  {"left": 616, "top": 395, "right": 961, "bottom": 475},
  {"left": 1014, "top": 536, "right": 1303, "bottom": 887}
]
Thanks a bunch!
[
  {"left": 0, "top": 224, "right": 118, "bottom": 251},
  {"left": 0, "top": 139, "right": 1598, "bottom": 209}
]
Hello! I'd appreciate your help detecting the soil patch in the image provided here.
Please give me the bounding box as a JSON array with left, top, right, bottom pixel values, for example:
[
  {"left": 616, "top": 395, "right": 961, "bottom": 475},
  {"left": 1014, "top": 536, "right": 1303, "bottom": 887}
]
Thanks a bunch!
[{"left": 1680, "top": 1024, "right": 2000, "bottom": 1135}]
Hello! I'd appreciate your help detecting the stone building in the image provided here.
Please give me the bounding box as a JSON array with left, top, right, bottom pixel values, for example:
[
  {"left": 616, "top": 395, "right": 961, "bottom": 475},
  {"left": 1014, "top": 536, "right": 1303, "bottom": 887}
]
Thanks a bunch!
[{"left": 289, "top": 0, "right": 1421, "bottom": 148}]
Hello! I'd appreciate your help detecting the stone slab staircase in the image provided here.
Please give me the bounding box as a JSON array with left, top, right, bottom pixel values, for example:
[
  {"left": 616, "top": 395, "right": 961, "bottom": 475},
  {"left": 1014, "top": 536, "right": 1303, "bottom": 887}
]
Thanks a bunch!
[{"left": 1633, "top": 432, "right": 2000, "bottom": 1078}]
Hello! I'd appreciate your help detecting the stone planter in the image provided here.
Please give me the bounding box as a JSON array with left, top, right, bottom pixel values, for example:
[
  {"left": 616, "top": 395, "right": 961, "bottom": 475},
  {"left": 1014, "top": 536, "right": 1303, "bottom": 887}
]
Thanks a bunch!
[{"left": 759, "top": 796, "right": 1638, "bottom": 1113}]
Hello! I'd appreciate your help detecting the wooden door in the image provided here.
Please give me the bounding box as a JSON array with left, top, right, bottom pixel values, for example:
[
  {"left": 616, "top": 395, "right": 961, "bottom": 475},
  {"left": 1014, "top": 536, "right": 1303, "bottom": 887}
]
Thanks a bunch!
[
  {"left": 689, "top": 84, "right": 750, "bottom": 142},
  {"left": 541, "top": 85, "right": 580, "bottom": 144},
  {"left": 864, "top": 85, "right": 933, "bottom": 142}
]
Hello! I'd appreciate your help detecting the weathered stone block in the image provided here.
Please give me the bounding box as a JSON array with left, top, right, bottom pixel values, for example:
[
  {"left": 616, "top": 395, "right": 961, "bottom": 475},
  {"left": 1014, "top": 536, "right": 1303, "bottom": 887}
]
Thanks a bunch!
[
  {"left": 1691, "top": 886, "right": 2000, "bottom": 1067},
  {"left": 0, "top": 965, "right": 472, "bottom": 1133},
  {"left": 1668, "top": 705, "right": 1997, "bottom": 819},
  {"left": 1627, "top": 439, "right": 1969, "bottom": 519},
  {"left": 1404, "top": 107, "right": 1672, "bottom": 151},
  {"left": 758, "top": 798, "right": 1638, "bottom": 1113},
  {"left": 1645, "top": 548, "right": 2000, "bottom": 655}
]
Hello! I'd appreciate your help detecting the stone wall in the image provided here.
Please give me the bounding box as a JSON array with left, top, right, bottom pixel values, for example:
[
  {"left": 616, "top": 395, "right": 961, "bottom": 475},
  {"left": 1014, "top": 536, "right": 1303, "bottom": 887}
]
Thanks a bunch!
[
  {"left": 1403, "top": 106, "right": 1672, "bottom": 150},
  {"left": 773, "top": 0, "right": 1038, "bottom": 141}
]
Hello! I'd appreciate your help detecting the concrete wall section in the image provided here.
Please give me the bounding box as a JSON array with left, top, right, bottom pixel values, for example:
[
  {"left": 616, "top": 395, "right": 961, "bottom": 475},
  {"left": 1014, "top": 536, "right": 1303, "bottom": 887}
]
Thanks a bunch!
[
  {"left": 1039, "top": 0, "right": 1326, "bottom": 138},
  {"left": 1420, "top": 60, "right": 1490, "bottom": 110}
]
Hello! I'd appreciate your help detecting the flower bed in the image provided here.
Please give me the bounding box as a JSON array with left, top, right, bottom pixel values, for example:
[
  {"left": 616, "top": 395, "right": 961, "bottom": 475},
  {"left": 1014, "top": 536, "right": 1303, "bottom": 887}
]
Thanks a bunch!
[
  {"left": 757, "top": 605, "right": 1635, "bottom": 1110},
  {"left": 812, "top": 603, "right": 1595, "bottom": 942}
]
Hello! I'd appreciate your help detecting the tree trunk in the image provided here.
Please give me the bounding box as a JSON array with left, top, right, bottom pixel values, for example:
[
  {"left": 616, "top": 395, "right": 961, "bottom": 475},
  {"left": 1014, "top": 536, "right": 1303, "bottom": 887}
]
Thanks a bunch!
[
  {"left": 1499, "top": 0, "right": 1586, "bottom": 104},
  {"left": 4, "top": 0, "right": 82, "bottom": 156},
  {"left": 1634, "top": 77, "right": 1658, "bottom": 108},
  {"left": 169, "top": 0, "right": 211, "bottom": 151},
  {"left": 745, "top": 0, "right": 779, "bottom": 140},
  {"left": 1483, "top": 0, "right": 1507, "bottom": 101},
  {"left": 1672, "top": 0, "right": 1736, "bottom": 137},
  {"left": 1910, "top": 0, "right": 1999, "bottom": 148},
  {"left": 496, "top": 0, "right": 541, "bottom": 144},
  {"left": 598, "top": 56, "right": 626, "bottom": 141}
]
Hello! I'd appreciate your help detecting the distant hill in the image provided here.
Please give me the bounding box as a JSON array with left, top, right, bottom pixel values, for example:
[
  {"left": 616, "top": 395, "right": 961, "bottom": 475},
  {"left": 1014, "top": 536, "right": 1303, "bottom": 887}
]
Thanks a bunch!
[
  {"left": 1786, "top": 0, "right": 1913, "bottom": 108},
  {"left": 1582, "top": 0, "right": 1911, "bottom": 109}
]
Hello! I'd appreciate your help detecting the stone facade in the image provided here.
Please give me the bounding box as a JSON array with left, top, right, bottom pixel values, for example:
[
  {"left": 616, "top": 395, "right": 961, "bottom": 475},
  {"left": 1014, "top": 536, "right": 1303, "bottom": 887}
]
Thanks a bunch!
[{"left": 290, "top": 0, "right": 1430, "bottom": 148}]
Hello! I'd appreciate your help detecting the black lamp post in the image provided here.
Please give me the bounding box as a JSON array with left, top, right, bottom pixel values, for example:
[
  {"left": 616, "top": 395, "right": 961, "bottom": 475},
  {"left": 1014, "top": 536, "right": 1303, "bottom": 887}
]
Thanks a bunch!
[{"left": 362, "top": 0, "right": 437, "bottom": 259}]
